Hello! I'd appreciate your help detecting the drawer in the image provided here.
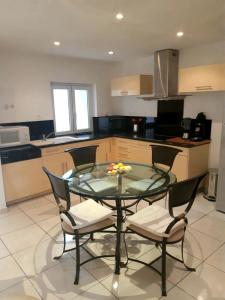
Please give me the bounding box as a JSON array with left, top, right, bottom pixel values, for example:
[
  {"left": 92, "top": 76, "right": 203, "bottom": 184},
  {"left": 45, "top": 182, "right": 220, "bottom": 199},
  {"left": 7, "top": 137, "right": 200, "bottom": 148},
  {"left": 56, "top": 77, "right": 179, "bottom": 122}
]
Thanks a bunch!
[{"left": 41, "top": 145, "right": 65, "bottom": 156}]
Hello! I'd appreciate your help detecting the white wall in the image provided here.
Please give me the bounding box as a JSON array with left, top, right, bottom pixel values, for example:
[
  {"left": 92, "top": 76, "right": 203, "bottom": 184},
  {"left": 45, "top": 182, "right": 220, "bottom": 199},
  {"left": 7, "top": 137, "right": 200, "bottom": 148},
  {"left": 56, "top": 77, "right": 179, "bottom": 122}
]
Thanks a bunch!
[
  {"left": 0, "top": 50, "right": 113, "bottom": 122},
  {"left": 110, "top": 41, "right": 225, "bottom": 168},
  {"left": 0, "top": 42, "right": 224, "bottom": 168}
]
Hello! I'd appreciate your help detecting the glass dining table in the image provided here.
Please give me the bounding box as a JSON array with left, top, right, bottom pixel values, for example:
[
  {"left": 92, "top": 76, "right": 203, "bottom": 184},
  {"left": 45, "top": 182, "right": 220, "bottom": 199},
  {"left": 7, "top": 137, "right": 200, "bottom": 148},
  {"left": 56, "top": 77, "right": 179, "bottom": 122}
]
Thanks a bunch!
[{"left": 63, "top": 161, "right": 176, "bottom": 274}]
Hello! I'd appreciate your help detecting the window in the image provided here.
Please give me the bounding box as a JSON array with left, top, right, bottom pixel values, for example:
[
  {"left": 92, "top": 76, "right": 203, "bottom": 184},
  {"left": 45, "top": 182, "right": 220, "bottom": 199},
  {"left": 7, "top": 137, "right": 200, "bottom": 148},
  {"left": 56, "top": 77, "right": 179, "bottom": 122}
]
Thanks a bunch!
[{"left": 51, "top": 83, "right": 93, "bottom": 135}]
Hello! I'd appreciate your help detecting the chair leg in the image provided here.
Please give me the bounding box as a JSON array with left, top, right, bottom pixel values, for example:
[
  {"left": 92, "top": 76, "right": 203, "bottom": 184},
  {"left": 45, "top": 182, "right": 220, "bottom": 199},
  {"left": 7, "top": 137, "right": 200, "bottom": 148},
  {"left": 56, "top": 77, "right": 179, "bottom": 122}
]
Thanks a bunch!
[
  {"left": 164, "top": 193, "right": 167, "bottom": 209},
  {"left": 90, "top": 233, "right": 94, "bottom": 241},
  {"left": 54, "top": 232, "right": 66, "bottom": 260},
  {"left": 181, "top": 237, "right": 196, "bottom": 272},
  {"left": 74, "top": 235, "right": 80, "bottom": 284},
  {"left": 161, "top": 241, "right": 167, "bottom": 297}
]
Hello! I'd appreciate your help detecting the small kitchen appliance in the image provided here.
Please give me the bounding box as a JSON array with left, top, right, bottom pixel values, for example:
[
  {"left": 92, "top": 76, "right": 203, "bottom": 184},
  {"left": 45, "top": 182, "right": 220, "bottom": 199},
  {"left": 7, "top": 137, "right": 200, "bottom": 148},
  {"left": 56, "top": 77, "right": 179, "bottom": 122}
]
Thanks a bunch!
[
  {"left": 181, "top": 118, "right": 193, "bottom": 139},
  {"left": 0, "top": 126, "right": 30, "bottom": 148},
  {"left": 190, "top": 112, "right": 206, "bottom": 141}
]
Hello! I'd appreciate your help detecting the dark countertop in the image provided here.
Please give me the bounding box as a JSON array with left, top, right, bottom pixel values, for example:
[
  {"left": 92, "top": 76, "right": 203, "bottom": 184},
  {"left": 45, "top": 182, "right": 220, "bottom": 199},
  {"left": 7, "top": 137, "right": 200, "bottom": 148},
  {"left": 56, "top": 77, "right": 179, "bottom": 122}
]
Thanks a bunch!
[
  {"left": 0, "top": 133, "right": 210, "bottom": 164},
  {"left": 31, "top": 132, "right": 211, "bottom": 149}
]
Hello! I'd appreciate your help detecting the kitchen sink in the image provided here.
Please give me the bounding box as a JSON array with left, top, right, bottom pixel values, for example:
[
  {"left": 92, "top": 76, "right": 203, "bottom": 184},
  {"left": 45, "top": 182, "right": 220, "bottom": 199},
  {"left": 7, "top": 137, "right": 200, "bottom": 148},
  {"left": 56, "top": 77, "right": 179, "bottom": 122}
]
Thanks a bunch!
[
  {"left": 48, "top": 136, "right": 80, "bottom": 144},
  {"left": 31, "top": 136, "right": 81, "bottom": 147}
]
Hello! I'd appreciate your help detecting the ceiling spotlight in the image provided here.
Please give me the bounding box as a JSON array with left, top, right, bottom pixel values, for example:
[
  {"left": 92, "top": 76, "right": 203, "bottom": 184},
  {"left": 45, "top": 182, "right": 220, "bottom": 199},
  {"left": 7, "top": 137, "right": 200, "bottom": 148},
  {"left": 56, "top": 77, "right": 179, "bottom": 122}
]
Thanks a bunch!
[
  {"left": 176, "top": 31, "right": 184, "bottom": 37},
  {"left": 116, "top": 13, "right": 124, "bottom": 20},
  {"left": 108, "top": 51, "right": 114, "bottom": 55},
  {"left": 54, "top": 41, "right": 61, "bottom": 46}
]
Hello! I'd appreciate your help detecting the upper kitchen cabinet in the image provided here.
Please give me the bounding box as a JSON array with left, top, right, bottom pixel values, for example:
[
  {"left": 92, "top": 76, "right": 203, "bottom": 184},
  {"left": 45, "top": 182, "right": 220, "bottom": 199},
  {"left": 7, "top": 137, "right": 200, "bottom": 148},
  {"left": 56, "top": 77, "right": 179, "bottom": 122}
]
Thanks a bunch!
[
  {"left": 111, "top": 74, "right": 153, "bottom": 96},
  {"left": 179, "top": 63, "right": 225, "bottom": 93}
]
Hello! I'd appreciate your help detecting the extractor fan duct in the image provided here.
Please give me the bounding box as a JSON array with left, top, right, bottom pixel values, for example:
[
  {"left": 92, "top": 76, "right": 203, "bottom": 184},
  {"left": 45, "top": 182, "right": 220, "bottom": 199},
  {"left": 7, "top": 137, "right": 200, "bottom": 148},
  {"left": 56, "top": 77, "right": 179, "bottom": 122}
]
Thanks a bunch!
[{"left": 140, "top": 49, "right": 190, "bottom": 101}]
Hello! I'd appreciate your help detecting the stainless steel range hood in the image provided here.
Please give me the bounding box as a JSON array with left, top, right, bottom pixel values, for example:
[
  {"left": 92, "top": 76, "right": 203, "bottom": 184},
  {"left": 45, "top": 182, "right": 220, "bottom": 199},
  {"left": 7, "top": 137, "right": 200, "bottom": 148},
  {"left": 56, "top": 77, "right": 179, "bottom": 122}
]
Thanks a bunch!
[{"left": 140, "top": 49, "right": 189, "bottom": 101}]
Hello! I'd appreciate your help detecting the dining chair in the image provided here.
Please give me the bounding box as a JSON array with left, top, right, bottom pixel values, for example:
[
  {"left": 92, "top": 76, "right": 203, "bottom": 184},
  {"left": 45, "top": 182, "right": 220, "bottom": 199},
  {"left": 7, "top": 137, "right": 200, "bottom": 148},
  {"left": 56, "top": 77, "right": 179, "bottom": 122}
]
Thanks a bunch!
[
  {"left": 66, "top": 145, "right": 99, "bottom": 169},
  {"left": 42, "top": 166, "right": 116, "bottom": 285},
  {"left": 126, "top": 173, "right": 206, "bottom": 296},
  {"left": 141, "top": 145, "right": 182, "bottom": 205},
  {"left": 65, "top": 145, "right": 99, "bottom": 202}
]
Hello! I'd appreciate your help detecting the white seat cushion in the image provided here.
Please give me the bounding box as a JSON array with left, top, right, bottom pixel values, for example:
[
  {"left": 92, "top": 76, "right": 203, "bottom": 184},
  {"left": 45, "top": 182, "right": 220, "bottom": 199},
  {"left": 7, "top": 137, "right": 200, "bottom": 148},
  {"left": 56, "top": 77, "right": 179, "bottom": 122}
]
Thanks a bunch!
[
  {"left": 61, "top": 199, "right": 113, "bottom": 230},
  {"left": 127, "top": 204, "right": 185, "bottom": 238}
]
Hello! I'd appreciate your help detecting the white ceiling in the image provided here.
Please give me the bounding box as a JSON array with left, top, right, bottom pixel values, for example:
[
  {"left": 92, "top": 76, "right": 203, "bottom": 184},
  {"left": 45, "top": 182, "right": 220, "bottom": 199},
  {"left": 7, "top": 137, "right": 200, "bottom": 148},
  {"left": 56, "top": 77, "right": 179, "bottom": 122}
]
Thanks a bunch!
[{"left": 0, "top": 0, "right": 224, "bottom": 61}]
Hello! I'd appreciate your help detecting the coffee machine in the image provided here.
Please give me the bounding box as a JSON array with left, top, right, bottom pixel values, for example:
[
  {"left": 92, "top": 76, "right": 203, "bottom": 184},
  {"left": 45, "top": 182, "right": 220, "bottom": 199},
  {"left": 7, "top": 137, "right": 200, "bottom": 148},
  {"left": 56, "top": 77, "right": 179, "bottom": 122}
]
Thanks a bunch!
[
  {"left": 190, "top": 112, "right": 206, "bottom": 141},
  {"left": 181, "top": 118, "right": 193, "bottom": 139}
]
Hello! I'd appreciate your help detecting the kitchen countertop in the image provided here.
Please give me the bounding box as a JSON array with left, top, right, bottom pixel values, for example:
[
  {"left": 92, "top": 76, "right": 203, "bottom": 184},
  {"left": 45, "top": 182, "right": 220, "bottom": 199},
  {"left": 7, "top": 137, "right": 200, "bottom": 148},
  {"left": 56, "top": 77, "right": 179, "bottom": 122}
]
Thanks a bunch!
[
  {"left": 30, "top": 132, "right": 211, "bottom": 149},
  {"left": 0, "top": 133, "right": 210, "bottom": 164}
]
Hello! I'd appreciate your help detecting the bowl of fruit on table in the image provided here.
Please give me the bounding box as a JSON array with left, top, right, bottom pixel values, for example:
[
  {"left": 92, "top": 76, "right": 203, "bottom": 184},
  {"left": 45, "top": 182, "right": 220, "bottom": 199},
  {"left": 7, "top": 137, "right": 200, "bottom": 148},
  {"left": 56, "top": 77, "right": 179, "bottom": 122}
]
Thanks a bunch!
[{"left": 106, "top": 162, "right": 132, "bottom": 175}]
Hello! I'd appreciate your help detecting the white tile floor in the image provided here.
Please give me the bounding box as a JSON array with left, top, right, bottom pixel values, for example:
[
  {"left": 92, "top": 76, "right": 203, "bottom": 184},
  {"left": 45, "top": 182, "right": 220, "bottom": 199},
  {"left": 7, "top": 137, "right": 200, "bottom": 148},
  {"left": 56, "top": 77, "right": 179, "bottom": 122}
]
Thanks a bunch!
[{"left": 0, "top": 193, "right": 224, "bottom": 299}]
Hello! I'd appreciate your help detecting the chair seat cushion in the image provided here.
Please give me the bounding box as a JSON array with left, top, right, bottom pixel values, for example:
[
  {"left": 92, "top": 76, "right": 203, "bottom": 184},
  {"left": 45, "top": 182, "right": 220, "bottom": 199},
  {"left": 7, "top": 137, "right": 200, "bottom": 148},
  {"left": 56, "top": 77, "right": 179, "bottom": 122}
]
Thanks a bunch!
[
  {"left": 61, "top": 199, "right": 113, "bottom": 230},
  {"left": 128, "top": 224, "right": 185, "bottom": 242},
  {"left": 126, "top": 204, "right": 185, "bottom": 238},
  {"left": 62, "top": 217, "right": 114, "bottom": 234}
]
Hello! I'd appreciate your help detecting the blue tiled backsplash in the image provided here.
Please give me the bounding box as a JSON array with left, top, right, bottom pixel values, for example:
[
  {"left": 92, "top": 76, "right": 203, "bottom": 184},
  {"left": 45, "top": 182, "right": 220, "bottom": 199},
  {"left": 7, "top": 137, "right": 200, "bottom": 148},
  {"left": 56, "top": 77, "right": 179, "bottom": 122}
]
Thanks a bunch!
[{"left": 0, "top": 120, "right": 54, "bottom": 141}]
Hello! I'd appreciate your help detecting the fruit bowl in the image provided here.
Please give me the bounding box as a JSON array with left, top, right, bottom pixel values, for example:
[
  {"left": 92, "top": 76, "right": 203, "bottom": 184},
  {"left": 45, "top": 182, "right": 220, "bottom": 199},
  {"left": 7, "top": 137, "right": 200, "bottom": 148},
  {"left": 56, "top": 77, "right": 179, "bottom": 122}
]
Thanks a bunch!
[{"left": 106, "top": 163, "right": 132, "bottom": 175}]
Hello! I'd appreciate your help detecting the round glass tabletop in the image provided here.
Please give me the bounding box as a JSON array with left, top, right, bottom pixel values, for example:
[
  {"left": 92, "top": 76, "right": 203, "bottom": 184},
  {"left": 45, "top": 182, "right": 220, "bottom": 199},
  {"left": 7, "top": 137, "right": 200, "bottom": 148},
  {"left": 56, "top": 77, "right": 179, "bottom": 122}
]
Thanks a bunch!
[{"left": 63, "top": 162, "right": 176, "bottom": 201}]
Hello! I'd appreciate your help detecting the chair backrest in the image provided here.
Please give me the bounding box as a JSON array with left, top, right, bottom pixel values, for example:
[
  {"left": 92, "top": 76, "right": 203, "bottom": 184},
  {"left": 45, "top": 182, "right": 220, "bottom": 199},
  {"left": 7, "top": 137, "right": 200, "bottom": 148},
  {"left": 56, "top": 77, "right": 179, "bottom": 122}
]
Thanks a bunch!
[
  {"left": 42, "top": 167, "right": 71, "bottom": 211},
  {"left": 150, "top": 145, "right": 182, "bottom": 171},
  {"left": 168, "top": 173, "right": 207, "bottom": 217},
  {"left": 66, "top": 145, "right": 99, "bottom": 168}
]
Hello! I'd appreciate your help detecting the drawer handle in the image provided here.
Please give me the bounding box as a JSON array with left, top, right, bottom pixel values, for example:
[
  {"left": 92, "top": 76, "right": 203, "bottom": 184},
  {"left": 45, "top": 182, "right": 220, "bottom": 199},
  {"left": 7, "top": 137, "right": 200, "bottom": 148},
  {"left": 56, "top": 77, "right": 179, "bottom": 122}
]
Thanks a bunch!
[
  {"left": 195, "top": 85, "right": 213, "bottom": 90},
  {"left": 120, "top": 91, "right": 128, "bottom": 95}
]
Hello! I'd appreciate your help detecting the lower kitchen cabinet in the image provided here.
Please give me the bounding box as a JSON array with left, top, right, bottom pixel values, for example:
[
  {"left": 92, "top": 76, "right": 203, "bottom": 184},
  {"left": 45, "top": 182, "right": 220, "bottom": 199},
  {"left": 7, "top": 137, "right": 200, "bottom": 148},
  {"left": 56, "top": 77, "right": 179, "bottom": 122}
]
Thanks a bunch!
[
  {"left": 41, "top": 139, "right": 110, "bottom": 190},
  {"left": 41, "top": 152, "right": 73, "bottom": 190},
  {"left": 171, "top": 153, "right": 188, "bottom": 181},
  {"left": 1, "top": 137, "right": 209, "bottom": 203},
  {"left": 113, "top": 138, "right": 151, "bottom": 164},
  {"left": 112, "top": 138, "right": 208, "bottom": 182},
  {"left": 2, "top": 158, "right": 46, "bottom": 204}
]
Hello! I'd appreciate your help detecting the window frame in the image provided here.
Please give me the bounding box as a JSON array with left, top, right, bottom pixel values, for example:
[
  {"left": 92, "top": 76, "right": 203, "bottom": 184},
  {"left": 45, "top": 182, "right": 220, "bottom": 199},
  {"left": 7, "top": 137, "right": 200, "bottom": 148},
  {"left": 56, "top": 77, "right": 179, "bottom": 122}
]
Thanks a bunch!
[{"left": 51, "top": 82, "right": 93, "bottom": 136}]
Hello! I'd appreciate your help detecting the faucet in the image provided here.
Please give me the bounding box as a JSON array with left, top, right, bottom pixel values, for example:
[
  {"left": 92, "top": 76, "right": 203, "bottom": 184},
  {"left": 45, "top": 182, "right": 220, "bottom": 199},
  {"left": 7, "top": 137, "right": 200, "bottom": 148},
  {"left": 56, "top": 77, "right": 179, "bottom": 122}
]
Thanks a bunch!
[{"left": 42, "top": 131, "right": 55, "bottom": 140}]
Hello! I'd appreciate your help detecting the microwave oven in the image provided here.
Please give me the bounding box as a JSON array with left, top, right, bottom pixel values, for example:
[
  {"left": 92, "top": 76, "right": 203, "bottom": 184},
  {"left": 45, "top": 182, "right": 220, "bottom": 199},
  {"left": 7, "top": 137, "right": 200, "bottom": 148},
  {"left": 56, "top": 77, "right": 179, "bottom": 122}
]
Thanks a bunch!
[
  {"left": 0, "top": 126, "right": 30, "bottom": 148},
  {"left": 93, "top": 116, "right": 129, "bottom": 134}
]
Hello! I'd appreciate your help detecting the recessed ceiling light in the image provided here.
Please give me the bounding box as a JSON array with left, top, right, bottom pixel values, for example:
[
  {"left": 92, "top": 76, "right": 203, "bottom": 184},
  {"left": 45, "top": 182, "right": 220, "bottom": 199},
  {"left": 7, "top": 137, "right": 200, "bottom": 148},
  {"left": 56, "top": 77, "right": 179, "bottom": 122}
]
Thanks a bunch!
[
  {"left": 54, "top": 41, "right": 61, "bottom": 46},
  {"left": 176, "top": 31, "right": 184, "bottom": 37},
  {"left": 116, "top": 13, "right": 124, "bottom": 20},
  {"left": 108, "top": 51, "right": 114, "bottom": 55}
]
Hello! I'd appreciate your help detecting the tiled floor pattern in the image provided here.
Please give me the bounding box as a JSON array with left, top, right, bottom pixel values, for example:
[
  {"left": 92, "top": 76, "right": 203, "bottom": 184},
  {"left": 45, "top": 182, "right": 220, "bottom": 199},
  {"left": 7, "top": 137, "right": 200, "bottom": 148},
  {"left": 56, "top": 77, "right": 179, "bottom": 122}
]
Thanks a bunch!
[{"left": 0, "top": 193, "right": 224, "bottom": 299}]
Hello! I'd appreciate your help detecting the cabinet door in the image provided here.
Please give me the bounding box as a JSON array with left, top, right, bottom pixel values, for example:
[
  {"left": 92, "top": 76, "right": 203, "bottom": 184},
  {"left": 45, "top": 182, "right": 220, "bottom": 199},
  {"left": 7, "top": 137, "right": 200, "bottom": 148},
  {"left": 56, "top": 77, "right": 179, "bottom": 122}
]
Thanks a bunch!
[
  {"left": 107, "top": 138, "right": 115, "bottom": 161},
  {"left": 41, "top": 153, "right": 68, "bottom": 190},
  {"left": 129, "top": 144, "right": 151, "bottom": 164},
  {"left": 111, "top": 75, "right": 153, "bottom": 96},
  {"left": 96, "top": 141, "right": 109, "bottom": 163},
  {"left": 2, "top": 158, "right": 46, "bottom": 203},
  {"left": 179, "top": 64, "right": 225, "bottom": 93},
  {"left": 111, "top": 76, "right": 140, "bottom": 96},
  {"left": 171, "top": 154, "right": 188, "bottom": 182}
]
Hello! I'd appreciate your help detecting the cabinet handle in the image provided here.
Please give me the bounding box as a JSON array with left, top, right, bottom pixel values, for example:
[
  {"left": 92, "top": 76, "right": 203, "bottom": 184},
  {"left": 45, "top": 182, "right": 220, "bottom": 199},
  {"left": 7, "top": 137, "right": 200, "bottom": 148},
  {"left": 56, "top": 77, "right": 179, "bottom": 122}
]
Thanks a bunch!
[
  {"left": 120, "top": 91, "right": 128, "bottom": 95},
  {"left": 195, "top": 85, "right": 213, "bottom": 90}
]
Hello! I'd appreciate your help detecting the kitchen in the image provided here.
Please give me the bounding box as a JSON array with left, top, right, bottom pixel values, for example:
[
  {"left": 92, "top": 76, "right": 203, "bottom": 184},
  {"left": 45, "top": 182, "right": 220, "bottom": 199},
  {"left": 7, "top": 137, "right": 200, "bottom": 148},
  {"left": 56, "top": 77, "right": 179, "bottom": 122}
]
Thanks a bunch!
[{"left": 0, "top": 1, "right": 225, "bottom": 299}]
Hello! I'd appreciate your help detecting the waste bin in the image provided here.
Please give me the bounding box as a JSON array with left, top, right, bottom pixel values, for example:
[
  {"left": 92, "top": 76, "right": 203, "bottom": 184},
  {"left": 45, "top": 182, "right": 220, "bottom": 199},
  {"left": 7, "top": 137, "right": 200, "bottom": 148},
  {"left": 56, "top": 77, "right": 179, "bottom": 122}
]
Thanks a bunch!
[{"left": 203, "top": 168, "right": 218, "bottom": 201}]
